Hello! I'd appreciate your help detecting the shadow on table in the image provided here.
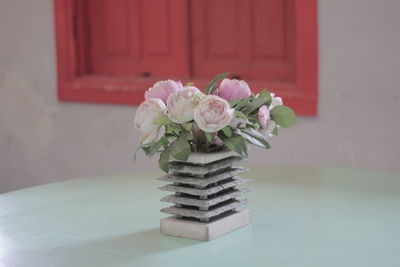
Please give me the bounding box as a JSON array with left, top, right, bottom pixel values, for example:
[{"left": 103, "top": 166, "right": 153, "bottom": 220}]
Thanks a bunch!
[
  {"left": 111, "top": 228, "right": 202, "bottom": 254},
  {"left": 49, "top": 228, "right": 202, "bottom": 266}
]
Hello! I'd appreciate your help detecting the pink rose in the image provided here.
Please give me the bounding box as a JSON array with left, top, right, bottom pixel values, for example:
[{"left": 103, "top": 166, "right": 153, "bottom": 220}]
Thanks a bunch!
[
  {"left": 145, "top": 80, "right": 183, "bottom": 103},
  {"left": 258, "top": 105, "right": 276, "bottom": 137},
  {"left": 258, "top": 105, "right": 270, "bottom": 128},
  {"left": 167, "top": 86, "right": 203, "bottom": 123},
  {"left": 134, "top": 98, "right": 166, "bottom": 146},
  {"left": 194, "top": 95, "right": 234, "bottom": 133},
  {"left": 216, "top": 78, "right": 251, "bottom": 100}
]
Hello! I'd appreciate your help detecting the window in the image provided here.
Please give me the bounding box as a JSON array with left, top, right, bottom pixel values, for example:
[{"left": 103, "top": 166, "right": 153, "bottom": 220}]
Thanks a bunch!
[{"left": 54, "top": 0, "right": 317, "bottom": 115}]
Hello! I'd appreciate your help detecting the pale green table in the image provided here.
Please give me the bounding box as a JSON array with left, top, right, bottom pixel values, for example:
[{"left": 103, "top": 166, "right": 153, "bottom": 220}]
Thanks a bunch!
[{"left": 1, "top": 167, "right": 399, "bottom": 267}]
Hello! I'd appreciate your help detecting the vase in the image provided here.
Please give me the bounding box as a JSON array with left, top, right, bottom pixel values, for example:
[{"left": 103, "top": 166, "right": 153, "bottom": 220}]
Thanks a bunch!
[{"left": 159, "top": 149, "right": 251, "bottom": 241}]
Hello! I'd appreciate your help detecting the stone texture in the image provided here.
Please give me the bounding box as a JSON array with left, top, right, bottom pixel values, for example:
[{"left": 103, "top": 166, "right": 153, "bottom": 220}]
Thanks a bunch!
[
  {"left": 160, "top": 209, "right": 251, "bottom": 241},
  {"left": 160, "top": 199, "right": 247, "bottom": 221},
  {"left": 158, "top": 166, "right": 248, "bottom": 187},
  {"left": 159, "top": 177, "right": 249, "bottom": 197},
  {"left": 169, "top": 156, "right": 245, "bottom": 177},
  {"left": 171, "top": 150, "right": 240, "bottom": 165},
  {"left": 159, "top": 150, "right": 250, "bottom": 238},
  {"left": 161, "top": 188, "right": 249, "bottom": 209}
]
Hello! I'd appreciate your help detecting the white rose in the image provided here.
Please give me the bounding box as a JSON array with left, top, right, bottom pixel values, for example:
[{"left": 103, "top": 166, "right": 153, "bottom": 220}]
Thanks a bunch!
[
  {"left": 193, "top": 95, "right": 234, "bottom": 133},
  {"left": 134, "top": 98, "right": 166, "bottom": 146},
  {"left": 269, "top": 92, "right": 283, "bottom": 109},
  {"left": 167, "top": 86, "right": 202, "bottom": 124},
  {"left": 138, "top": 127, "right": 165, "bottom": 146}
]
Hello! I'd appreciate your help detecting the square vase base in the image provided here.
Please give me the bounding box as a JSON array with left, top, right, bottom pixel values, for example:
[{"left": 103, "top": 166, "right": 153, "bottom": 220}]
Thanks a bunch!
[{"left": 160, "top": 209, "right": 251, "bottom": 241}]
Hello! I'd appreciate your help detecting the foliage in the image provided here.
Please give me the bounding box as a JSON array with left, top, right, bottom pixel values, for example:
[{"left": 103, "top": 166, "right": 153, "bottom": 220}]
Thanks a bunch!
[
  {"left": 270, "top": 105, "right": 297, "bottom": 128},
  {"left": 134, "top": 73, "right": 297, "bottom": 173}
]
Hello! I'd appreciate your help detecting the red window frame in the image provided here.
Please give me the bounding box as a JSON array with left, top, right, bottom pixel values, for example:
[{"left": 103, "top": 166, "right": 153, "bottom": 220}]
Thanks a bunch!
[{"left": 54, "top": 0, "right": 318, "bottom": 115}]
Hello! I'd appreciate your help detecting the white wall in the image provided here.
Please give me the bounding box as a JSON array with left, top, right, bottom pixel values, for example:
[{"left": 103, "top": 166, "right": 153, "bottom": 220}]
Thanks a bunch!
[{"left": 1, "top": 0, "right": 400, "bottom": 193}]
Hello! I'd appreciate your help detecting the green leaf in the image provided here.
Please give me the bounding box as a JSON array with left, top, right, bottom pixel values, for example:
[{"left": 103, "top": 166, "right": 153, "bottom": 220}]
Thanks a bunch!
[
  {"left": 165, "top": 124, "right": 182, "bottom": 136},
  {"left": 204, "top": 132, "right": 213, "bottom": 143},
  {"left": 153, "top": 115, "right": 173, "bottom": 125},
  {"left": 143, "top": 137, "right": 165, "bottom": 157},
  {"left": 244, "top": 89, "right": 272, "bottom": 114},
  {"left": 240, "top": 128, "right": 271, "bottom": 149},
  {"left": 158, "top": 149, "right": 170, "bottom": 173},
  {"left": 236, "top": 131, "right": 263, "bottom": 148},
  {"left": 272, "top": 126, "right": 278, "bottom": 136},
  {"left": 234, "top": 99, "right": 251, "bottom": 111},
  {"left": 170, "top": 135, "right": 191, "bottom": 161},
  {"left": 260, "top": 89, "right": 272, "bottom": 105},
  {"left": 161, "top": 136, "right": 169, "bottom": 147},
  {"left": 229, "top": 99, "right": 241, "bottom": 108},
  {"left": 205, "top": 72, "right": 230, "bottom": 94},
  {"left": 182, "top": 122, "right": 192, "bottom": 131},
  {"left": 173, "top": 128, "right": 181, "bottom": 136},
  {"left": 246, "top": 114, "right": 259, "bottom": 125},
  {"left": 221, "top": 127, "right": 232, "bottom": 137},
  {"left": 181, "top": 130, "right": 192, "bottom": 141},
  {"left": 270, "top": 105, "right": 297, "bottom": 128},
  {"left": 185, "top": 82, "right": 194, "bottom": 86},
  {"left": 141, "top": 146, "right": 150, "bottom": 155},
  {"left": 234, "top": 110, "right": 247, "bottom": 120},
  {"left": 220, "top": 133, "right": 248, "bottom": 157}
]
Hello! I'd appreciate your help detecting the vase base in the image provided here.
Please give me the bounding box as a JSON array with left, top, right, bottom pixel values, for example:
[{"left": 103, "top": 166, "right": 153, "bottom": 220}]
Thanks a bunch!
[{"left": 160, "top": 209, "right": 251, "bottom": 241}]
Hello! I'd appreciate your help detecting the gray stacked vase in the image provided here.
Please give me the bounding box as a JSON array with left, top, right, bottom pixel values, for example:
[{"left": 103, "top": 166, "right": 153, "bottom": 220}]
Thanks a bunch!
[{"left": 159, "top": 150, "right": 251, "bottom": 240}]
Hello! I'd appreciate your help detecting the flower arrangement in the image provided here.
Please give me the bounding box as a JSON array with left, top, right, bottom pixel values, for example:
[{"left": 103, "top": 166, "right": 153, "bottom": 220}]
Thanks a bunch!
[{"left": 134, "top": 73, "right": 296, "bottom": 173}]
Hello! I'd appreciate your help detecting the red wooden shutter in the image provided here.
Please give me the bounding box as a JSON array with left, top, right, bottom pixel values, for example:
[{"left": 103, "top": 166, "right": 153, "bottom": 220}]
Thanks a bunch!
[
  {"left": 87, "top": 0, "right": 189, "bottom": 78},
  {"left": 54, "top": 0, "right": 317, "bottom": 115},
  {"left": 191, "top": 0, "right": 295, "bottom": 82}
]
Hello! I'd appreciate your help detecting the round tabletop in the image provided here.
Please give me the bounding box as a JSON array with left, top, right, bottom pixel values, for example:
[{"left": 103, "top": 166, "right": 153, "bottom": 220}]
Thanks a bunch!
[{"left": 0, "top": 166, "right": 399, "bottom": 267}]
